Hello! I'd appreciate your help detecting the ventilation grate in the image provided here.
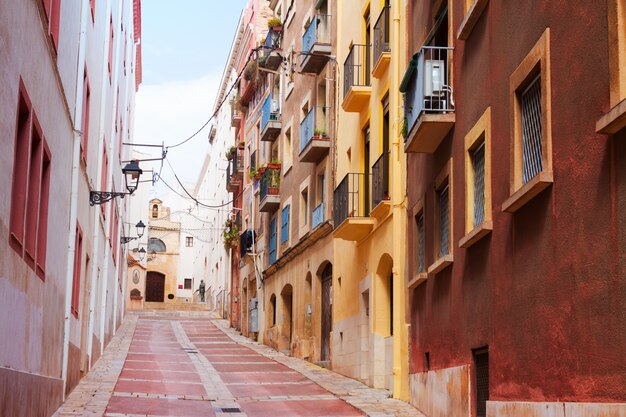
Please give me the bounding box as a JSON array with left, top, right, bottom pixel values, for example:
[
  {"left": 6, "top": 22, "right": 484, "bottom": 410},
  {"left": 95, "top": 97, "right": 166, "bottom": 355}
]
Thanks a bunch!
[{"left": 472, "top": 142, "right": 485, "bottom": 226}]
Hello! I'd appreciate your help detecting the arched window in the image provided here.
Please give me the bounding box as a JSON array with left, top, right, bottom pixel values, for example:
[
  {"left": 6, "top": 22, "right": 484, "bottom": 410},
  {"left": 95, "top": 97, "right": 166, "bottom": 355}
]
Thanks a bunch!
[
  {"left": 148, "top": 237, "right": 167, "bottom": 253},
  {"left": 152, "top": 204, "right": 159, "bottom": 218}
]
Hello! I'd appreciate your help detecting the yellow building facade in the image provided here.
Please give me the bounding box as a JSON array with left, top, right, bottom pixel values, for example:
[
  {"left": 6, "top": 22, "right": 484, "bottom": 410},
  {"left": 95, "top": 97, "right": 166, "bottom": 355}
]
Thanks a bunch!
[{"left": 333, "top": 0, "right": 409, "bottom": 400}]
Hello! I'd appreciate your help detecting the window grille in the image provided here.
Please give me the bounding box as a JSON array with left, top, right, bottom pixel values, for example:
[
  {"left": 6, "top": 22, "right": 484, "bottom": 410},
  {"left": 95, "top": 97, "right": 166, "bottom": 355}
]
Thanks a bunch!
[
  {"left": 472, "top": 142, "right": 485, "bottom": 226},
  {"left": 473, "top": 348, "right": 489, "bottom": 417},
  {"left": 521, "top": 75, "right": 542, "bottom": 183},
  {"left": 416, "top": 213, "right": 424, "bottom": 273},
  {"left": 184, "top": 278, "right": 192, "bottom": 290},
  {"left": 438, "top": 185, "right": 450, "bottom": 257}
]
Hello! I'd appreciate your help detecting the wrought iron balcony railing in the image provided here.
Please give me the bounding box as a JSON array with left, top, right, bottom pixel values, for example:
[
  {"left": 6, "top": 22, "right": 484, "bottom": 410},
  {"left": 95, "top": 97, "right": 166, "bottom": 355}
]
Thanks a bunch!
[
  {"left": 373, "top": 5, "right": 391, "bottom": 66},
  {"left": 343, "top": 44, "right": 371, "bottom": 100},
  {"left": 372, "top": 151, "right": 390, "bottom": 209},
  {"left": 333, "top": 173, "right": 369, "bottom": 228},
  {"left": 299, "top": 106, "right": 330, "bottom": 154},
  {"left": 260, "top": 166, "right": 281, "bottom": 203},
  {"left": 261, "top": 94, "right": 280, "bottom": 132}
]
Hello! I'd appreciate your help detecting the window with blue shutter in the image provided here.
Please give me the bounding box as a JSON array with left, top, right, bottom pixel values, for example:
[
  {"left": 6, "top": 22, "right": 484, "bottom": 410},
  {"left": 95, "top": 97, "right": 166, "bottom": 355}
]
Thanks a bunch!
[
  {"left": 280, "top": 205, "right": 290, "bottom": 244},
  {"left": 269, "top": 217, "right": 277, "bottom": 264}
]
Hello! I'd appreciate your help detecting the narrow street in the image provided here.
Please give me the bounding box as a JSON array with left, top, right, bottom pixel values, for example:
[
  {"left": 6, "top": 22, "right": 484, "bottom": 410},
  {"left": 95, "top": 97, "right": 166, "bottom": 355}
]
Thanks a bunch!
[{"left": 53, "top": 312, "right": 423, "bottom": 417}]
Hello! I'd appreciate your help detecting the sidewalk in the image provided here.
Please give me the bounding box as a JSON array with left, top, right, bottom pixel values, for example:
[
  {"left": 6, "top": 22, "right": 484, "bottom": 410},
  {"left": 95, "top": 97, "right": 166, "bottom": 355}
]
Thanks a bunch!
[{"left": 53, "top": 311, "right": 424, "bottom": 417}]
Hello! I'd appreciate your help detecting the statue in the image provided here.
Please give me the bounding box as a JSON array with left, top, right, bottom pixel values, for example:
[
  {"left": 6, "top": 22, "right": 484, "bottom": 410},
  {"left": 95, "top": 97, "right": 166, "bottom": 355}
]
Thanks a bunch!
[{"left": 195, "top": 280, "right": 206, "bottom": 303}]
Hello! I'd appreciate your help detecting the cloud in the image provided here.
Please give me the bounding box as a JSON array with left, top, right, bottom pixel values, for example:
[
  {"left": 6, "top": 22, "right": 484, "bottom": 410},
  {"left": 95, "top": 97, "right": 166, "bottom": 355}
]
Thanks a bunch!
[{"left": 134, "top": 73, "right": 220, "bottom": 192}]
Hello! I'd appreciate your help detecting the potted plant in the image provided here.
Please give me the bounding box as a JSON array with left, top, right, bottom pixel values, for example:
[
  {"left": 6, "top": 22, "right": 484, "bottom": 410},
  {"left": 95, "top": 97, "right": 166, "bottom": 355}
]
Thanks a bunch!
[
  {"left": 268, "top": 158, "right": 281, "bottom": 170},
  {"left": 223, "top": 222, "right": 240, "bottom": 250},
  {"left": 244, "top": 61, "right": 258, "bottom": 82},
  {"left": 249, "top": 167, "right": 258, "bottom": 180},
  {"left": 267, "top": 17, "right": 283, "bottom": 31},
  {"left": 226, "top": 146, "right": 237, "bottom": 160},
  {"left": 230, "top": 96, "right": 242, "bottom": 112},
  {"left": 238, "top": 141, "right": 245, "bottom": 149},
  {"left": 313, "top": 128, "right": 328, "bottom": 138}
]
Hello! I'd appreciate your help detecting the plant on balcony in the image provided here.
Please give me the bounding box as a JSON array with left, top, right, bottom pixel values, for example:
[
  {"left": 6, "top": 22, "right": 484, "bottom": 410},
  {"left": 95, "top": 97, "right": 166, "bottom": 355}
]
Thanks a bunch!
[
  {"left": 249, "top": 167, "right": 258, "bottom": 180},
  {"left": 268, "top": 158, "right": 281, "bottom": 169},
  {"left": 238, "top": 141, "right": 245, "bottom": 149},
  {"left": 267, "top": 17, "right": 283, "bottom": 31},
  {"left": 226, "top": 146, "right": 237, "bottom": 160},
  {"left": 401, "top": 117, "right": 408, "bottom": 140},
  {"left": 223, "top": 220, "right": 240, "bottom": 250},
  {"left": 230, "top": 96, "right": 242, "bottom": 111},
  {"left": 244, "top": 61, "right": 259, "bottom": 82},
  {"left": 313, "top": 128, "right": 328, "bottom": 138}
]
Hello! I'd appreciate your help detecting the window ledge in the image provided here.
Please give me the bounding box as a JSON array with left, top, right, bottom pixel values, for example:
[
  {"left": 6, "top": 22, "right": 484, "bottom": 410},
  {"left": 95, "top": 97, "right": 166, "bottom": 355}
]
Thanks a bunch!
[
  {"left": 596, "top": 98, "right": 626, "bottom": 135},
  {"left": 459, "top": 220, "right": 492, "bottom": 249},
  {"left": 502, "top": 171, "right": 553, "bottom": 213},
  {"left": 427, "top": 254, "right": 454, "bottom": 275},
  {"left": 457, "top": 0, "right": 489, "bottom": 40},
  {"left": 408, "top": 272, "right": 428, "bottom": 289}
]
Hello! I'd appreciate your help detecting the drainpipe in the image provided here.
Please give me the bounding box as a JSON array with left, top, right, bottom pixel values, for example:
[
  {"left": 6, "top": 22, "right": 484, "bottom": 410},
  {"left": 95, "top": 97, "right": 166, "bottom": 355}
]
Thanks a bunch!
[
  {"left": 391, "top": 0, "right": 409, "bottom": 401},
  {"left": 61, "top": 0, "right": 89, "bottom": 399}
]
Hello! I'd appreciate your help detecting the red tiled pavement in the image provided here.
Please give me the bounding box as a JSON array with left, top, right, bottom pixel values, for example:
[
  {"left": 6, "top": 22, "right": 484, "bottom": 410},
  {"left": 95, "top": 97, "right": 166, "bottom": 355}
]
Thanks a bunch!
[
  {"left": 212, "top": 362, "right": 293, "bottom": 373},
  {"left": 107, "top": 396, "right": 215, "bottom": 417},
  {"left": 238, "top": 399, "right": 363, "bottom": 417},
  {"left": 220, "top": 371, "right": 309, "bottom": 384},
  {"left": 201, "top": 354, "right": 276, "bottom": 363},
  {"left": 123, "top": 360, "right": 197, "bottom": 371},
  {"left": 119, "top": 368, "right": 202, "bottom": 382},
  {"left": 125, "top": 352, "right": 190, "bottom": 362},
  {"left": 227, "top": 382, "right": 329, "bottom": 397},
  {"left": 114, "top": 378, "right": 207, "bottom": 396}
]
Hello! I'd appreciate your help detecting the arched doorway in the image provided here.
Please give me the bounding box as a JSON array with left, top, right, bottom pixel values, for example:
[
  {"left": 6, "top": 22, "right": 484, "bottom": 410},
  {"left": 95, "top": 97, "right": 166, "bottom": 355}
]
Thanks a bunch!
[
  {"left": 320, "top": 263, "right": 332, "bottom": 362},
  {"left": 304, "top": 273, "right": 312, "bottom": 339},
  {"left": 145, "top": 271, "right": 165, "bottom": 302},
  {"left": 280, "top": 284, "right": 293, "bottom": 350}
]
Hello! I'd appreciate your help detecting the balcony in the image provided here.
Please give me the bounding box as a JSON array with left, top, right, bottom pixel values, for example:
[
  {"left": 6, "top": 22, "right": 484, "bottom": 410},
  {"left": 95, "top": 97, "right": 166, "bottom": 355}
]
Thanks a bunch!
[
  {"left": 240, "top": 65, "right": 258, "bottom": 106},
  {"left": 226, "top": 148, "right": 244, "bottom": 193},
  {"left": 301, "top": 14, "right": 332, "bottom": 74},
  {"left": 239, "top": 229, "right": 255, "bottom": 258},
  {"left": 371, "top": 151, "right": 391, "bottom": 219},
  {"left": 342, "top": 44, "right": 371, "bottom": 112},
  {"left": 259, "top": 166, "right": 281, "bottom": 213},
  {"left": 261, "top": 29, "right": 283, "bottom": 71},
  {"left": 400, "top": 46, "right": 455, "bottom": 153},
  {"left": 372, "top": 5, "right": 391, "bottom": 78},
  {"left": 260, "top": 95, "right": 281, "bottom": 142},
  {"left": 333, "top": 173, "right": 375, "bottom": 241},
  {"left": 299, "top": 106, "right": 330, "bottom": 163},
  {"left": 231, "top": 104, "right": 242, "bottom": 128},
  {"left": 312, "top": 202, "right": 325, "bottom": 229}
]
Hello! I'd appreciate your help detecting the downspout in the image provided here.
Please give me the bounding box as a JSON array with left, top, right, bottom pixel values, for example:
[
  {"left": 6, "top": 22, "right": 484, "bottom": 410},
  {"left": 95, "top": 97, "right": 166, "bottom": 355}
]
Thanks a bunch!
[
  {"left": 61, "top": 0, "right": 89, "bottom": 399},
  {"left": 391, "top": 0, "right": 409, "bottom": 401}
]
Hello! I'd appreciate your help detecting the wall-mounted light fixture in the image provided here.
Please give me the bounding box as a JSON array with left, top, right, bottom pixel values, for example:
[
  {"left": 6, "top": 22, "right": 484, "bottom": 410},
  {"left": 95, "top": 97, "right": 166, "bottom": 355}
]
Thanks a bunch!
[
  {"left": 89, "top": 160, "right": 142, "bottom": 206},
  {"left": 121, "top": 220, "right": 146, "bottom": 244}
]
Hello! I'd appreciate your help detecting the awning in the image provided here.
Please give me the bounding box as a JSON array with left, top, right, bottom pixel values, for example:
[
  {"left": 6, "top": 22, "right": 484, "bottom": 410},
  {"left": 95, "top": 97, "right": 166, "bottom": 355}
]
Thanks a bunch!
[{"left": 399, "top": 52, "right": 419, "bottom": 93}]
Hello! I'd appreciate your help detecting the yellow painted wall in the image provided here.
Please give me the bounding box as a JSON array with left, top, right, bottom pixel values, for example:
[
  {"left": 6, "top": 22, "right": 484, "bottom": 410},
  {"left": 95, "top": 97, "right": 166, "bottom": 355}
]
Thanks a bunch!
[{"left": 334, "top": 0, "right": 408, "bottom": 400}]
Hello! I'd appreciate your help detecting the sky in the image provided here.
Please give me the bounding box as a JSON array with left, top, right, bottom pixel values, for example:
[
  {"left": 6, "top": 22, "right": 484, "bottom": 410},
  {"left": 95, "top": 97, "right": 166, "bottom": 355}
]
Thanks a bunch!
[{"left": 133, "top": 0, "right": 248, "bottom": 197}]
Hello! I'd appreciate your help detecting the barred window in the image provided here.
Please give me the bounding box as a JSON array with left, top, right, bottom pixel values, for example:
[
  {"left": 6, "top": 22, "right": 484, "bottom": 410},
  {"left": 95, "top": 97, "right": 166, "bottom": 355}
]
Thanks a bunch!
[
  {"left": 416, "top": 213, "right": 425, "bottom": 273},
  {"left": 438, "top": 185, "right": 450, "bottom": 258},
  {"left": 472, "top": 142, "right": 485, "bottom": 226},
  {"left": 521, "top": 75, "right": 542, "bottom": 184}
]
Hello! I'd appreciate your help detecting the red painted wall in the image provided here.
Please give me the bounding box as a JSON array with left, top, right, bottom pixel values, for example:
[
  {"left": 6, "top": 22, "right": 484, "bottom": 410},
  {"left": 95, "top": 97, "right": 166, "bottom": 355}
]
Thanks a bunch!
[{"left": 407, "top": 0, "right": 626, "bottom": 404}]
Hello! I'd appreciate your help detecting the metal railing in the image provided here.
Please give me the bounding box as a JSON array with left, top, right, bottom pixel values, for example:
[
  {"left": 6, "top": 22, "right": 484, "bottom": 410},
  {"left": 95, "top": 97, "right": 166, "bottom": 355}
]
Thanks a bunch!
[
  {"left": 302, "top": 14, "right": 331, "bottom": 57},
  {"left": 333, "top": 173, "right": 369, "bottom": 228},
  {"left": 404, "top": 46, "right": 454, "bottom": 138},
  {"left": 312, "top": 202, "right": 325, "bottom": 228},
  {"left": 261, "top": 94, "right": 280, "bottom": 132},
  {"left": 343, "top": 44, "right": 371, "bottom": 100},
  {"left": 299, "top": 106, "right": 330, "bottom": 154},
  {"left": 231, "top": 105, "right": 242, "bottom": 128},
  {"left": 371, "top": 151, "right": 390, "bottom": 209},
  {"left": 373, "top": 5, "right": 391, "bottom": 66},
  {"left": 260, "top": 166, "right": 281, "bottom": 202}
]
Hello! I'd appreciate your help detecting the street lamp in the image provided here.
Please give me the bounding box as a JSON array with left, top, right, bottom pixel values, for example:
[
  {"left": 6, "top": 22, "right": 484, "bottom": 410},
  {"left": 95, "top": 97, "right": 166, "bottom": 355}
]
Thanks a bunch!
[
  {"left": 147, "top": 249, "right": 157, "bottom": 262},
  {"left": 121, "top": 220, "right": 146, "bottom": 244},
  {"left": 137, "top": 247, "right": 146, "bottom": 261},
  {"left": 89, "top": 160, "right": 143, "bottom": 205}
]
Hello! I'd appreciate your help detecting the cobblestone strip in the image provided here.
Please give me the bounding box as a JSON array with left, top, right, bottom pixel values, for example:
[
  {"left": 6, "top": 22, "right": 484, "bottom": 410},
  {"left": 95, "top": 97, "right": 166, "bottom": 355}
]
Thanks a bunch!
[
  {"left": 52, "top": 315, "right": 138, "bottom": 417},
  {"left": 170, "top": 320, "right": 245, "bottom": 416},
  {"left": 213, "top": 319, "right": 425, "bottom": 417}
]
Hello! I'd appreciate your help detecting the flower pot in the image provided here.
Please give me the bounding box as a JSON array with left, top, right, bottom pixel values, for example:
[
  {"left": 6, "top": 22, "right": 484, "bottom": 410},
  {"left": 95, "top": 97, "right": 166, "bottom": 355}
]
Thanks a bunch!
[{"left": 268, "top": 163, "right": 281, "bottom": 170}]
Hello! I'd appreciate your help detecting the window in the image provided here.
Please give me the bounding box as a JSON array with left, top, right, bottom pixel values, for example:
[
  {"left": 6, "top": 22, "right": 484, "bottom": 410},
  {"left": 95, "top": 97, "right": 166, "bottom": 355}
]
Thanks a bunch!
[
  {"left": 503, "top": 29, "right": 552, "bottom": 213},
  {"left": 108, "top": 15, "right": 114, "bottom": 81},
  {"left": 42, "top": 0, "right": 61, "bottom": 52},
  {"left": 152, "top": 204, "right": 158, "bottom": 218},
  {"left": 9, "top": 82, "right": 51, "bottom": 281},
  {"left": 473, "top": 347, "right": 489, "bottom": 417},
  {"left": 148, "top": 238, "right": 167, "bottom": 253},
  {"left": 269, "top": 217, "right": 277, "bottom": 264},
  {"left": 283, "top": 125, "right": 292, "bottom": 170},
  {"left": 415, "top": 212, "right": 425, "bottom": 273},
  {"left": 100, "top": 146, "right": 108, "bottom": 217},
  {"left": 461, "top": 107, "right": 492, "bottom": 248},
  {"left": 71, "top": 223, "right": 83, "bottom": 318},
  {"left": 80, "top": 69, "right": 90, "bottom": 163},
  {"left": 280, "top": 204, "right": 290, "bottom": 244},
  {"left": 300, "top": 188, "right": 308, "bottom": 226},
  {"left": 186, "top": 236, "right": 194, "bottom": 247},
  {"left": 428, "top": 159, "right": 453, "bottom": 274},
  {"left": 184, "top": 278, "right": 192, "bottom": 290},
  {"left": 457, "top": 0, "right": 489, "bottom": 40}
]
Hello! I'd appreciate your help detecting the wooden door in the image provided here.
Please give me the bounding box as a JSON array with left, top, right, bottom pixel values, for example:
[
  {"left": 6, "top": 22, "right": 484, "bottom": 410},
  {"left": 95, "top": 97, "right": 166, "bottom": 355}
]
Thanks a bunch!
[
  {"left": 320, "top": 264, "right": 332, "bottom": 361},
  {"left": 145, "top": 272, "right": 165, "bottom": 302}
]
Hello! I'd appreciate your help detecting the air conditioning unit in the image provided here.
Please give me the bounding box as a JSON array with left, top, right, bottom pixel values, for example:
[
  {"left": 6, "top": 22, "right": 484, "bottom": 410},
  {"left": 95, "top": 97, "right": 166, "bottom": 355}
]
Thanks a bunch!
[{"left": 424, "top": 59, "right": 445, "bottom": 97}]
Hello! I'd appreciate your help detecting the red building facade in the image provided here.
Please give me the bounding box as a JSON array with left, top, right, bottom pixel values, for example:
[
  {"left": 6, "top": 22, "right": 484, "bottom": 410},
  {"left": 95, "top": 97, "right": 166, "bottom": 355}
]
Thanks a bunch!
[{"left": 404, "top": 1, "right": 626, "bottom": 416}]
